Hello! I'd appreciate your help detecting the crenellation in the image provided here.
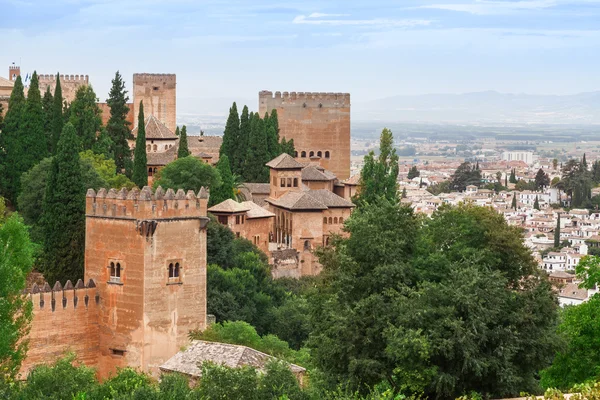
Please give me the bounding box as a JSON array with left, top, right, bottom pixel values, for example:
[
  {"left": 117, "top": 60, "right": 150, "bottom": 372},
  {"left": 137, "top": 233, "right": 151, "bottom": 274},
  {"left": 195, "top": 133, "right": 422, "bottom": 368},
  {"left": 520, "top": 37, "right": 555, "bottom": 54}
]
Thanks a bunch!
[{"left": 28, "top": 278, "right": 99, "bottom": 312}]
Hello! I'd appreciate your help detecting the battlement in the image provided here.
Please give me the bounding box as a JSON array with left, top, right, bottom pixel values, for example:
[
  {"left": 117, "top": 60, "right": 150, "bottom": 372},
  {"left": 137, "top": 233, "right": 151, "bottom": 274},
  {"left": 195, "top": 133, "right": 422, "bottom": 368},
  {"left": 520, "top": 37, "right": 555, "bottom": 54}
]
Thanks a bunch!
[
  {"left": 133, "top": 73, "right": 176, "bottom": 83},
  {"left": 26, "top": 279, "right": 99, "bottom": 312},
  {"left": 38, "top": 74, "right": 89, "bottom": 83},
  {"left": 9, "top": 65, "right": 19, "bottom": 70},
  {"left": 86, "top": 186, "right": 209, "bottom": 220},
  {"left": 259, "top": 90, "right": 350, "bottom": 105}
]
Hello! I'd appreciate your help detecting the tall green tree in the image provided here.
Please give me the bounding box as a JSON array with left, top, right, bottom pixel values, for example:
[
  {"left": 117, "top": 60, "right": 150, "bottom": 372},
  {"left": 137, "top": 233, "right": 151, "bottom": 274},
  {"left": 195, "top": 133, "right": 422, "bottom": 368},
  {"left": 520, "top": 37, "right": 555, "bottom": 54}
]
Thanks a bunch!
[
  {"left": 450, "top": 162, "right": 482, "bottom": 192},
  {"left": 265, "top": 111, "right": 281, "bottom": 160},
  {"left": 535, "top": 168, "right": 550, "bottom": 191},
  {"left": 42, "top": 87, "right": 54, "bottom": 153},
  {"left": 407, "top": 166, "right": 420, "bottom": 180},
  {"left": 221, "top": 102, "right": 239, "bottom": 171},
  {"left": 245, "top": 113, "right": 270, "bottom": 183},
  {"left": 177, "top": 125, "right": 190, "bottom": 158},
  {"left": 280, "top": 137, "right": 295, "bottom": 157},
  {"left": 69, "top": 85, "right": 102, "bottom": 151},
  {"left": 554, "top": 213, "right": 561, "bottom": 248},
  {"left": 583, "top": 153, "right": 588, "bottom": 168},
  {"left": 23, "top": 72, "right": 48, "bottom": 164},
  {"left": 509, "top": 168, "right": 517, "bottom": 184},
  {"left": 355, "top": 128, "right": 399, "bottom": 207},
  {"left": 41, "top": 123, "right": 86, "bottom": 284},
  {"left": 0, "top": 210, "right": 35, "bottom": 381},
  {"left": 309, "top": 201, "right": 559, "bottom": 398},
  {"left": 210, "top": 155, "right": 235, "bottom": 206},
  {"left": 511, "top": 194, "right": 517, "bottom": 210},
  {"left": 132, "top": 101, "right": 148, "bottom": 188},
  {"left": 534, "top": 195, "right": 540, "bottom": 210},
  {"left": 0, "top": 75, "right": 26, "bottom": 202},
  {"left": 106, "top": 71, "right": 132, "bottom": 174},
  {"left": 236, "top": 105, "right": 251, "bottom": 174},
  {"left": 50, "top": 73, "right": 63, "bottom": 154},
  {"left": 175, "top": 126, "right": 180, "bottom": 137}
]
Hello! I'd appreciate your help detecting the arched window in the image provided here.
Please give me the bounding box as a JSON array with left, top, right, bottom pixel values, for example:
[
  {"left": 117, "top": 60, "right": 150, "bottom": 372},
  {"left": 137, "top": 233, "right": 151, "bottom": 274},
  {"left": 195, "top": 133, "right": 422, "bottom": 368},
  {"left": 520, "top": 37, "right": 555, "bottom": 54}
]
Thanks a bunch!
[
  {"left": 147, "top": 144, "right": 151, "bottom": 151},
  {"left": 280, "top": 178, "right": 286, "bottom": 187},
  {"left": 153, "top": 144, "right": 157, "bottom": 151},
  {"left": 293, "top": 178, "right": 298, "bottom": 187},
  {"left": 110, "top": 262, "right": 121, "bottom": 282},
  {"left": 328, "top": 217, "right": 333, "bottom": 224},
  {"left": 304, "top": 240, "right": 311, "bottom": 251},
  {"left": 333, "top": 217, "right": 338, "bottom": 224},
  {"left": 317, "top": 151, "right": 322, "bottom": 158},
  {"left": 325, "top": 151, "right": 330, "bottom": 159},
  {"left": 148, "top": 167, "right": 153, "bottom": 176},
  {"left": 301, "top": 151, "right": 306, "bottom": 158},
  {"left": 325, "top": 236, "right": 329, "bottom": 246},
  {"left": 309, "top": 151, "right": 314, "bottom": 157},
  {"left": 168, "top": 262, "right": 181, "bottom": 280},
  {"left": 287, "top": 178, "right": 292, "bottom": 187},
  {"left": 323, "top": 217, "right": 327, "bottom": 224},
  {"left": 339, "top": 217, "right": 344, "bottom": 224}
]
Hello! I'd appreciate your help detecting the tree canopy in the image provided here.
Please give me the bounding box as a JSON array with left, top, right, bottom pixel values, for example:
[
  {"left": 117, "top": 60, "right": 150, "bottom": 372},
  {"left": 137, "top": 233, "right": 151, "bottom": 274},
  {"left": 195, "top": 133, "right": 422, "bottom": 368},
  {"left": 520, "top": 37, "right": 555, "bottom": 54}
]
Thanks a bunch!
[
  {"left": 152, "top": 156, "right": 221, "bottom": 192},
  {"left": 449, "top": 161, "right": 481, "bottom": 192},
  {"left": 132, "top": 101, "right": 148, "bottom": 188},
  {"left": 106, "top": 71, "right": 132, "bottom": 174},
  {"left": 69, "top": 85, "right": 102, "bottom": 151}
]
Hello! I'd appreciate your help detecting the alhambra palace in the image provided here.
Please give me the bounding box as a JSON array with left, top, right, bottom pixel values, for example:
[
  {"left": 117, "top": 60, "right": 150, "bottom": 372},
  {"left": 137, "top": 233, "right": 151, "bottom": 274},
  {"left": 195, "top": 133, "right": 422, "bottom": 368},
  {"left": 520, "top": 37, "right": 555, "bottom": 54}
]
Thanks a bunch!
[{"left": 1, "top": 65, "right": 358, "bottom": 379}]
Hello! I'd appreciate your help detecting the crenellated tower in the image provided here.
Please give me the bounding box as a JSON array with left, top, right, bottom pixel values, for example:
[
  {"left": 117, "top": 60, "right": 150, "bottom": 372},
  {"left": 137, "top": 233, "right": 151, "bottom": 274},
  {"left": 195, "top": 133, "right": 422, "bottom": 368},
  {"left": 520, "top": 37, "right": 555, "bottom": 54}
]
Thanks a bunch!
[
  {"left": 259, "top": 91, "right": 351, "bottom": 180},
  {"left": 133, "top": 73, "right": 176, "bottom": 133},
  {"left": 9, "top": 64, "right": 20, "bottom": 81}
]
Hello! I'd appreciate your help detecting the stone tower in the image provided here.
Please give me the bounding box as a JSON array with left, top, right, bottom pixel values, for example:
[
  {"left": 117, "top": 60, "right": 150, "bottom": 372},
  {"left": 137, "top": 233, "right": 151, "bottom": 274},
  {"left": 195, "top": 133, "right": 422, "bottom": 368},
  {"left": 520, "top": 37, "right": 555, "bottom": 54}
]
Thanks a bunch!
[
  {"left": 9, "top": 64, "right": 20, "bottom": 81},
  {"left": 133, "top": 74, "right": 176, "bottom": 133},
  {"left": 259, "top": 91, "right": 351, "bottom": 180},
  {"left": 84, "top": 186, "right": 209, "bottom": 378}
]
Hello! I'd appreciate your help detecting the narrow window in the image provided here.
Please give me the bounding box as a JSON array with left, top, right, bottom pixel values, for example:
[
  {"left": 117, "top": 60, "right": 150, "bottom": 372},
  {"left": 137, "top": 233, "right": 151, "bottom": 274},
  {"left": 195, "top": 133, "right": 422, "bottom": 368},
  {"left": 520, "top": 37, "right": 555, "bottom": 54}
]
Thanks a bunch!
[
  {"left": 109, "top": 262, "right": 122, "bottom": 283},
  {"left": 293, "top": 178, "right": 298, "bottom": 187},
  {"left": 111, "top": 349, "right": 126, "bottom": 356},
  {"left": 325, "top": 151, "right": 330, "bottom": 159},
  {"left": 339, "top": 217, "right": 344, "bottom": 223},
  {"left": 328, "top": 217, "right": 333, "bottom": 224},
  {"left": 287, "top": 178, "right": 292, "bottom": 187},
  {"left": 317, "top": 151, "right": 322, "bottom": 158},
  {"left": 153, "top": 144, "right": 157, "bottom": 151},
  {"left": 218, "top": 215, "right": 228, "bottom": 225},
  {"left": 304, "top": 240, "right": 311, "bottom": 251},
  {"left": 168, "top": 262, "right": 181, "bottom": 284},
  {"left": 323, "top": 217, "right": 327, "bottom": 224},
  {"left": 280, "top": 178, "right": 286, "bottom": 187},
  {"left": 334, "top": 217, "right": 338, "bottom": 224},
  {"left": 148, "top": 167, "right": 153, "bottom": 177},
  {"left": 301, "top": 151, "right": 306, "bottom": 158},
  {"left": 309, "top": 151, "right": 314, "bottom": 157},
  {"left": 146, "top": 144, "right": 151, "bottom": 151}
]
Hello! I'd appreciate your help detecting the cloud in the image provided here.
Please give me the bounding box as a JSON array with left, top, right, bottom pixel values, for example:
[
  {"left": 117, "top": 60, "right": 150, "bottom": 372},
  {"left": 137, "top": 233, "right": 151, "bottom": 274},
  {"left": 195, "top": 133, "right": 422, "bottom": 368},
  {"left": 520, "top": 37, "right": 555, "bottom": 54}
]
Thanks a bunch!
[
  {"left": 293, "top": 14, "right": 432, "bottom": 27},
  {"left": 419, "top": 0, "right": 558, "bottom": 15},
  {"left": 307, "top": 12, "right": 350, "bottom": 18}
]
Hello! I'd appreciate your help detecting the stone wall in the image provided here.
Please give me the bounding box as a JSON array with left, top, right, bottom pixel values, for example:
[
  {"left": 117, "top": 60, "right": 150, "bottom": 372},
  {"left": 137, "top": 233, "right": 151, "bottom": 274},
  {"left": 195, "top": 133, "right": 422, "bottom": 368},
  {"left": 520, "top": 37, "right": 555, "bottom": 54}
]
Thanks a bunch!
[
  {"left": 259, "top": 91, "right": 351, "bottom": 180},
  {"left": 37, "top": 74, "right": 89, "bottom": 103},
  {"left": 98, "top": 102, "right": 135, "bottom": 128},
  {"left": 133, "top": 74, "right": 176, "bottom": 133},
  {"left": 20, "top": 280, "right": 100, "bottom": 378}
]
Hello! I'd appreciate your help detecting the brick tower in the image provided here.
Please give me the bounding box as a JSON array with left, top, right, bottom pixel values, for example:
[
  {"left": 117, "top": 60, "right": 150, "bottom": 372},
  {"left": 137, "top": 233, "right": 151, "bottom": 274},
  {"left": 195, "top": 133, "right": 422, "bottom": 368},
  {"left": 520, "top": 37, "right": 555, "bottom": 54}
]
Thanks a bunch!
[
  {"left": 259, "top": 91, "right": 351, "bottom": 180},
  {"left": 9, "top": 64, "right": 20, "bottom": 81},
  {"left": 133, "top": 74, "right": 176, "bottom": 133},
  {"left": 84, "top": 186, "right": 209, "bottom": 378}
]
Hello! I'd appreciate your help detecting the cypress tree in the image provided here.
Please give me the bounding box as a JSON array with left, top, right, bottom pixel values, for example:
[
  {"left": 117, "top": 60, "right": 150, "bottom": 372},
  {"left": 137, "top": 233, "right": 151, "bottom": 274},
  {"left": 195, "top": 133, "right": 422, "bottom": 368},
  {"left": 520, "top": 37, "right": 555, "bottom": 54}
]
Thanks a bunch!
[
  {"left": 245, "top": 113, "right": 270, "bottom": 182},
  {"left": 178, "top": 125, "right": 190, "bottom": 158},
  {"left": 42, "top": 86, "right": 54, "bottom": 153},
  {"left": 41, "top": 123, "right": 85, "bottom": 283},
  {"left": 0, "top": 76, "right": 26, "bottom": 202},
  {"left": 93, "top": 127, "right": 114, "bottom": 160},
  {"left": 210, "top": 155, "right": 235, "bottom": 206},
  {"left": 534, "top": 196, "right": 540, "bottom": 210},
  {"left": 280, "top": 137, "right": 295, "bottom": 156},
  {"left": 106, "top": 71, "right": 132, "bottom": 173},
  {"left": 175, "top": 126, "right": 180, "bottom": 136},
  {"left": 554, "top": 213, "right": 561, "bottom": 248},
  {"left": 401, "top": 187, "right": 407, "bottom": 199},
  {"left": 270, "top": 109, "right": 280, "bottom": 138},
  {"left": 50, "top": 73, "right": 63, "bottom": 154},
  {"left": 220, "top": 102, "right": 239, "bottom": 171},
  {"left": 583, "top": 153, "right": 588, "bottom": 169},
  {"left": 511, "top": 194, "right": 517, "bottom": 210},
  {"left": 236, "top": 105, "right": 251, "bottom": 175},
  {"left": 132, "top": 101, "right": 148, "bottom": 188},
  {"left": 265, "top": 111, "right": 281, "bottom": 159},
  {"left": 69, "top": 85, "right": 102, "bottom": 151},
  {"left": 504, "top": 175, "right": 508, "bottom": 187}
]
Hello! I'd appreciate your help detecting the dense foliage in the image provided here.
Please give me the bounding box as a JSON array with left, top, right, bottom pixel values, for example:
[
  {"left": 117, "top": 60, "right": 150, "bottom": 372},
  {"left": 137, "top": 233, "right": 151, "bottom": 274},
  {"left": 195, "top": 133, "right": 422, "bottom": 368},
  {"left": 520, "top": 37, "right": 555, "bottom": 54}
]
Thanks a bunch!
[
  {"left": 132, "top": 101, "right": 148, "bottom": 188},
  {"left": 449, "top": 161, "right": 481, "bottom": 191},
  {"left": 152, "top": 156, "right": 221, "bottom": 192},
  {"left": 68, "top": 85, "right": 102, "bottom": 151},
  {"left": 178, "top": 125, "right": 190, "bottom": 158},
  {"left": 106, "top": 71, "right": 133, "bottom": 174}
]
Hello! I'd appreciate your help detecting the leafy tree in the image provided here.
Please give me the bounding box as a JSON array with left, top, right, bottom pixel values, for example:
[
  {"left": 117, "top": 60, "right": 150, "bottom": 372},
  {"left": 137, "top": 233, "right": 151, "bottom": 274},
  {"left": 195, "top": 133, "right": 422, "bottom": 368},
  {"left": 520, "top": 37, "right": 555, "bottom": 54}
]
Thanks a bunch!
[
  {"left": 245, "top": 112, "right": 270, "bottom": 182},
  {"left": 535, "top": 168, "right": 550, "bottom": 191},
  {"left": 534, "top": 195, "right": 540, "bottom": 210},
  {"left": 554, "top": 213, "right": 561, "bottom": 248},
  {"left": 540, "top": 293, "right": 600, "bottom": 390},
  {"left": 553, "top": 158, "right": 558, "bottom": 170},
  {"left": 0, "top": 75, "right": 26, "bottom": 202},
  {"left": 92, "top": 127, "right": 114, "bottom": 160},
  {"left": 68, "top": 85, "right": 102, "bottom": 151},
  {"left": 106, "top": 71, "right": 133, "bottom": 174},
  {"left": 561, "top": 159, "right": 592, "bottom": 208},
  {"left": 407, "top": 166, "right": 419, "bottom": 180},
  {"left": 0, "top": 211, "right": 35, "bottom": 381},
  {"left": 221, "top": 102, "right": 239, "bottom": 171},
  {"left": 575, "top": 255, "right": 600, "bottom": 290},
  {"left": 237, "top": 105, "right": 251, "bottom": 174},
  {"left": 210, "top": 155, "right": 235, "bottom": 206},
  {"left": 355, "top": 128, "right": 399, "bottom": 207},
  {"left": 132, "top": 100, "right": 148, "bottom": 188},
  {"left": 50, "top": 73, "right": 63, "bottom": 154},
  {"left": 449, "top": 161, "right": 481, "bottom": 192},
  {"left": 41, "top": 123, "right": 86, "bottom": 283},
  {"left": 206, "top": 216, "right": 267, "bottom": 268},
  {"left": 309, "top": 201, "right": 559, "bottom": 398},
  {"left": 177, "top": 125, "right": 190, "bottom": 158},
  {"left": 153, "top": 156, "right": 221, "bottom": 192},
  {"left": 426, "top": 180, "right": 450, "bottom": 195},
  {"left": 509, "top": 168, "right": 517, "bottom": 184},
  {"left": 515, "top": 179, "right": 537, "bottom": 191}
]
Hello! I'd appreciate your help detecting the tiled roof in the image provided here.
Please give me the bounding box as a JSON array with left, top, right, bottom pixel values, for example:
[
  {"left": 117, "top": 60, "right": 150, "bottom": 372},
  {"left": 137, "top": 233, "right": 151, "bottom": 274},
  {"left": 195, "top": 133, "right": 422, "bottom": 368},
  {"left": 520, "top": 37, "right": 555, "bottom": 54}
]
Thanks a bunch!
[
  {"left": 147, "top": 145, "right": 178, "bottom": 166},
  {"left": 266, "top": 153, "right": 304, "bottom": 169},
  {"left": 306, "top": 189, "right": 354, "bottom": 208},
  {"left": 342, "top": 174, "right": 361, "bottom": 185},
  {"left": 133, "top": 115, "right": 177, "bottom": 139},
  {"left": 242, "top": 201, "right": 275, "bottom": 219},
  {"left": 159, "top": 340, "right": 305, "bottom": 378},
  {"left": 266, "top": 189, "right": 354, "bottom": 211},
  {"left": 0, "top": 76, "right": 14, "bottom": 88},
  {"left": 302, "top": 165, "right": 336, "bottom": 181},
  {"left": 188, "top": 135, "right": 222, "bottom": 164},
  {"left": 208, "top": 199, "right": 251, "bottom": 213},
  {"left": 558, "top": 283, "right": 588, "bottom": 300}
]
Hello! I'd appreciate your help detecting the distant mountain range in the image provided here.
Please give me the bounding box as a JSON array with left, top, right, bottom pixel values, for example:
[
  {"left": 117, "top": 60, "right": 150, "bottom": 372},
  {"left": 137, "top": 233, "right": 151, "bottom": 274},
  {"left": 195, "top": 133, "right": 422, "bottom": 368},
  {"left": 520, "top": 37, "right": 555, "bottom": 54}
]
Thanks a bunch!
[{"left": 353, "top": 91, "right": 600, "bottom": 124}]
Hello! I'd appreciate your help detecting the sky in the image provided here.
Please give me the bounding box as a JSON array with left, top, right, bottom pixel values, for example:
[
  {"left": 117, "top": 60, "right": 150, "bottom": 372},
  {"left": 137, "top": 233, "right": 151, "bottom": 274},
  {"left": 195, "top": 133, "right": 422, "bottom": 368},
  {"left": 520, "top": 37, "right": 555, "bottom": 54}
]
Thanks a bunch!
[{"left": 2, "top": 0, "right": 600, "bottom": 109}]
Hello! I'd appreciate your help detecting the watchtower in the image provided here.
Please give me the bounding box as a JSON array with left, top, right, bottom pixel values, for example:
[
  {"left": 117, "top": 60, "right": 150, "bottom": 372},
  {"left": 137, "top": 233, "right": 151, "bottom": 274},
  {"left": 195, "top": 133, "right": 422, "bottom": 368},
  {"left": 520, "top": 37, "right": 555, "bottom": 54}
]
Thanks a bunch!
[
  {"left": 84, "top": 186, "right": 209, "bottom": 378},
  {"left": 9, "top": 64, "right": 20, "bottom": 81},
  {"left": 133, "top": 74, "right": 177, "bottom": 133},
  {"left": 259, "top": 91, "right": 351, "bottom": 180}
]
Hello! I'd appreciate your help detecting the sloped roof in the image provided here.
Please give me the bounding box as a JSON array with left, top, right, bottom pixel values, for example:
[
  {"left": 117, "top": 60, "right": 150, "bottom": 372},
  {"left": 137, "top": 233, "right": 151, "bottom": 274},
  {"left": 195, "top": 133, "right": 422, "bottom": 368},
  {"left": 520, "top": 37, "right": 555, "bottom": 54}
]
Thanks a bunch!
[
  {"left": 242, "top": 183, "right": 271, "bottom": 195},
  {"left": 343, "top": 174, "right": 361, "bottom": 185},
  {"left": 242, "top": 201, "right": 275, "bottom": 219},
  {"left": 133, "top": 115, "right": 178, "bottom": 139},
  {"left": 159, "top": 340, "right": 305, "bottom": 378},
  {"left": 266, "top": 153, "right": 304, "bottom": 169},
  {"left": 558, "top": 283, "right": 588, "bottom": 300},
  {"left": 306, "top": 189, "right": 354, "bottom": 208},
  {"left": 0, "top": 76, "right": 14, "bottom": 88},
  {"left": 147, "top": 145, "right": 178, "bottom": 166},
  {"left": 188, "top": 135, "right": 222, "bottom": 164},
  {"left": 302, "top": 165, "right": 336, "bottom": 181},
  {"left": 266, "top": 189, "right": 354, "bottom": 211},
  {"left": 208, "top": 199, "right": 251, "bottom": 214}
]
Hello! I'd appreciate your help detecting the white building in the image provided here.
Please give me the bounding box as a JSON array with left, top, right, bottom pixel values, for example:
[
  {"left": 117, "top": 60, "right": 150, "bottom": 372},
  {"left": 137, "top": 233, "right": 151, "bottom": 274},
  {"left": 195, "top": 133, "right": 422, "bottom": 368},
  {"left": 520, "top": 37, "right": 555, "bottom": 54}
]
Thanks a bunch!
[{"left": 501, "top": 151, "right": 535, "bottom": 165}]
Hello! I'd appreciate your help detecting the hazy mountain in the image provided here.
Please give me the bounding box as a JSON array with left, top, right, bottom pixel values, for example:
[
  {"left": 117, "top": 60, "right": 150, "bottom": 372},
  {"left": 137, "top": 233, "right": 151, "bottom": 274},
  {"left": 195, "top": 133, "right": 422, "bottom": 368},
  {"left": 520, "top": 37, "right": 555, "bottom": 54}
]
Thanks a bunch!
[{"left": 353, "top": 91, "right": 600, "bottom": 124}]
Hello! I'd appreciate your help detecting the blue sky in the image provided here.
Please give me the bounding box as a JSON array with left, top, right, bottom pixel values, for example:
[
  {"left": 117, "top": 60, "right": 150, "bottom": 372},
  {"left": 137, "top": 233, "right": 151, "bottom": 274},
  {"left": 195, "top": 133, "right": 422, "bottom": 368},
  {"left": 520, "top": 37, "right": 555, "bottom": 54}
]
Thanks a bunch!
[{"left": 2, "top": 0, "right": 600, "bottom": 107}]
